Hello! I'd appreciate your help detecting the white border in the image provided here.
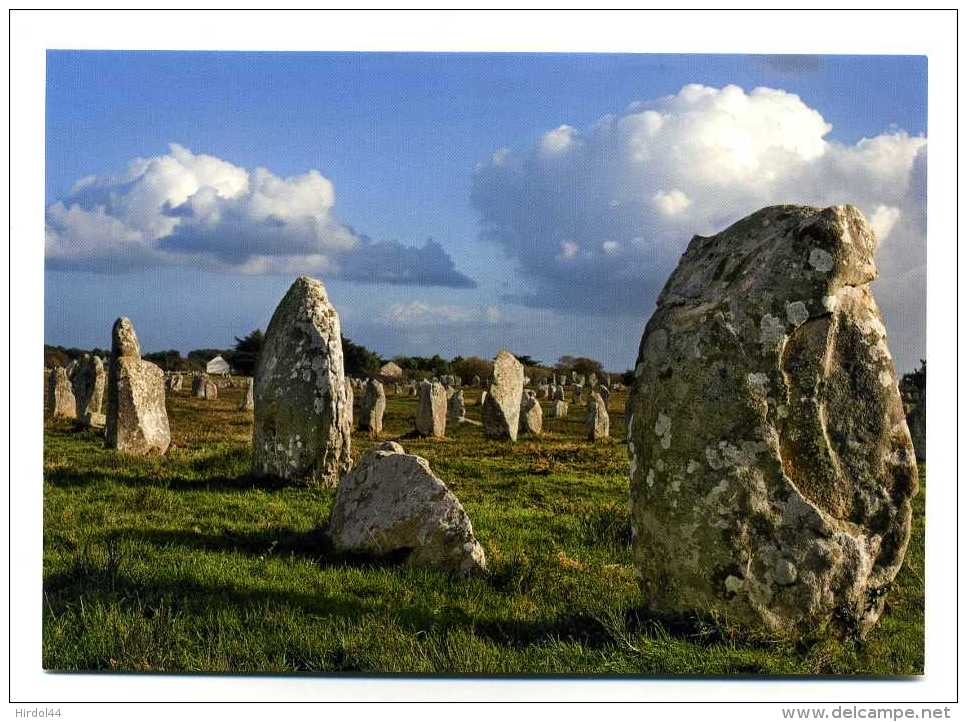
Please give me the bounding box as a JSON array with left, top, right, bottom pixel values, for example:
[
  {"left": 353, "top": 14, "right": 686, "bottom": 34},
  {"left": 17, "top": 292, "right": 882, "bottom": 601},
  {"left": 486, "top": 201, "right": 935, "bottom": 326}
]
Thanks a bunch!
[{"left": 7, "top": 6, "right": 959, "bottom": 710}]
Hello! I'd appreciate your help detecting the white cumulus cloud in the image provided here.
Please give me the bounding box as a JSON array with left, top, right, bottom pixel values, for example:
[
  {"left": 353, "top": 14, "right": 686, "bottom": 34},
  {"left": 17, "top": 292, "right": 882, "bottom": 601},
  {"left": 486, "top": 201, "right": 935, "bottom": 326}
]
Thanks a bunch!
[{"left": 46, "top": 143, "right": 475, "bottom": 288}]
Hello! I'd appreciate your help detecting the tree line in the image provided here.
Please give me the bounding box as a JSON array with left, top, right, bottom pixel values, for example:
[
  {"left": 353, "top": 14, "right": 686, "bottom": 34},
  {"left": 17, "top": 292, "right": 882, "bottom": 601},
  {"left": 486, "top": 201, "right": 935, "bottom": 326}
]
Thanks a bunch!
[{"left": 45, "top": 331, "right": 634, "bottom": 382}]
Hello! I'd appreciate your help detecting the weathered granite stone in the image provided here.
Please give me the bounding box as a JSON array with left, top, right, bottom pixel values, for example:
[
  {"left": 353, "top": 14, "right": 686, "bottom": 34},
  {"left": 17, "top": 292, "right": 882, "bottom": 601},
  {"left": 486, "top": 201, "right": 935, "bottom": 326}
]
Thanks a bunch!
[
  {"left": 166, "top": 374, "right": 183, "bottom": 392},
  {"left": 328, "top": 442, "right": 487, "bottom": 576},
  {"left": 626, "top": 205, "right": 919, "bottom": 638},
  {"left": 447, "top": 388, "right": 466, "bottom": 422},
  {"left": 572, "top": 384, "right": 584, "bottom": 404},
  {"left": 482, "top": 350, "right": 524, "bottom": 441},
  {"left": 192, "top": 373, "right": 218, "bottom": 400},
  {"left": 239, "top": 377, "right": 254, "bottom": 411},
  {"left": 598, "top": 384, "right": 611, "bottom": 402},
  {"left": 105, "top": 317, "right": 170, "bottom": 454},
  {"left": 585, "top": 392, "right": 609, "bottom": 441},
  {"left": 550, "top": 400, "right": 569, "bottom": 418},
  {"left": 416, "top": 380, "right": 447, "bottom": 438},
  {"left": 359, "top": 378, "right": 386, "bottom": 438},
  {"left": 345, "top": 378, "right": 355, "bottom": 428},
  {"left": 519, "top": 391, "right": 543, "bottom": 436},
  {"left": 252, "top": 276, "right": 352, "bottom": 486},
  {"left": 71, "top": 354, "right": 105, "bottom": 425},
  {"left": 46, "top": 367, "right": 77, "bottom": 419}
]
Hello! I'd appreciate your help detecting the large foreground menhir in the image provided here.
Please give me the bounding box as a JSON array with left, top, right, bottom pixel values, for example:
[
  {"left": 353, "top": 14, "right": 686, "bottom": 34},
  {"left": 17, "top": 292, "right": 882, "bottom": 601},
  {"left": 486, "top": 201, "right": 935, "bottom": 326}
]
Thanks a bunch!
[{"left": 626, "top": 204, "right": 919, "bottom": 638}]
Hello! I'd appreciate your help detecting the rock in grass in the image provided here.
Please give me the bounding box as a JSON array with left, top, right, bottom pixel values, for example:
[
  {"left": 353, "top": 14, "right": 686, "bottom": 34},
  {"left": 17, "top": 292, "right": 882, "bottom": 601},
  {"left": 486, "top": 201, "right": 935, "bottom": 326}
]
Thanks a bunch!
[
  {"left": 239, "top": 377, "right": 254, "bottom": 411},
  {"left": 549, "top": 400, "right": 568, "bottom": 418},
  {"left": 105, "top": 317, "right": 170, "bottom": 454},
  {"left": 192, "top": 373, "right": 218, "bottom": 400},
  {"left": 359, "top": 378, "right": 386, "bottom": 438},
  {"left": 253, "top": 276, "right": 352, "bottom": 486},
  {"left": 626, "top": 205, "right": 919, "bottom": 638},
  {"left": 416, "top": 380, "right": 447, "bottom": 438},
  {"left": 344, "top": 378, "right": 355, "bottom": 428},
  {"left": 519, "top": 391, "right": 543, "bottom": 436},
  {"left": 328, "top": 441, "right": 487, "bottom": 576},
  {"left": 46, "top": 366, "right": 77, "bottom": 420},
  {"left": 70, "top": 354, "right": 105, "bottom": 426},
  {"left": 447, "top": 388, "right": 467, "bottom": 422},
  {"left": 481, "top": 350, "right": 524, "bottom": 441},
  {"left": 585, "top": 392, "right": 609, "bottom": 441}
]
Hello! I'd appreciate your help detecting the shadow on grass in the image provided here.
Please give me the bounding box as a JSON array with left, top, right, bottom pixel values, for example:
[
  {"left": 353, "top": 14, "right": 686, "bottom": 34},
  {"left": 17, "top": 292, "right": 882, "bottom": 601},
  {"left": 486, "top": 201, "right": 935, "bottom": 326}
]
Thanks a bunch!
[
  {"left": 43, "top": 565, "right": 374, "bottom": 623},
  {"left": 115, "top": 525, "right": 415, "bottom": 572},
  {"left": 44, "top": 466, "right": 302, "bottom": 493}
]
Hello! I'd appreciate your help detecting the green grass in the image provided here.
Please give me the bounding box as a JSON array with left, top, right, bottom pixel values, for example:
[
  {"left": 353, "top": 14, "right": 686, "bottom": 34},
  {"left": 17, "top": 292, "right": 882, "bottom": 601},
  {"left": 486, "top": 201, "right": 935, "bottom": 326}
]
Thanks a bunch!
[{"left": 42, "top": 381, "right": 924, "bottom": 675}]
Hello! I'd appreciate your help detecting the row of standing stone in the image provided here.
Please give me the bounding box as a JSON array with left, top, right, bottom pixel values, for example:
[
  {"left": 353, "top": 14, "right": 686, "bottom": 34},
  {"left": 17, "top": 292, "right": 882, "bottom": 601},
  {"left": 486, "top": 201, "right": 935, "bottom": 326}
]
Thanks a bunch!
[{"left": 344, "top": 357, "right": 609, "bottom": 442}]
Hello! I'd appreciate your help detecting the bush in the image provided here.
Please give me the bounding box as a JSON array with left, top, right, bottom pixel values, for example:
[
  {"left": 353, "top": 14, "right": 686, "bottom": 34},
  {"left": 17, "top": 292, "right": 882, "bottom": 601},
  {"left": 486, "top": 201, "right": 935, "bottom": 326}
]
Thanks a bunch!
[
  {"left": 232, "top": 330, "right": 263, "bottom": 377},
  {"left": 342, "top": 336, "right": 382, "bottom": 377}
]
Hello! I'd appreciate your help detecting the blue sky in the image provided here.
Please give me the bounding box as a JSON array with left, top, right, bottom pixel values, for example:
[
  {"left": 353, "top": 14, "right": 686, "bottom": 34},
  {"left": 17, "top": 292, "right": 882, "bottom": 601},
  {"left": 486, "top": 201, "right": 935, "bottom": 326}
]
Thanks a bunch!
[{"left": 45, "top": 52, "right": 927, "bottom": 371}]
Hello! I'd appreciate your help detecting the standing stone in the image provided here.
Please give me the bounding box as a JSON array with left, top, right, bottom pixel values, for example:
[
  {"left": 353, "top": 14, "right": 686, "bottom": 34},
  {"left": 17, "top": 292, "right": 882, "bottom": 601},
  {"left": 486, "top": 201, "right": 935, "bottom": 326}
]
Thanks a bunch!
[
  {"left": 447, "top": 388, "right": 467, "bottom": 422},
  {"left": 359, "top": 378, "right": 386, "bottom": 438},
  {"left": 253, "top": 276, "right": 352, "bottom": 486},
  {"left": 598, "top": 384, "right": 611, "bottom": 402},
  {"left": 105, "top": 317, "right": 170, "bottom": 454},
  {"left": 345, "top": 378, "right": 355, "bottom": 428},
  {"left": 46, "top": 367, "right": 77, "bottom": 420},
  {"left": 328, "top": 442, "right": 487, "bottom": 576},
  {"left": 416, "top": 380, "right": 447, "bottom": 438},
  {"left": 239, "top": 377, "right": 254, "bottom": 411},
  {"left": 472, "top": 375, "right": 481, "bottom": 387},
  {"left": 166, "top": 374, "right": 183, "bottom": 392},
  {"left": 482, "top": 350, "right": 524, "bottom": 441},
  {"left": 585, "top": 392, "right": 609, "bottom": 441},
  {"left": 519, "top": 391, "right": 543, "bottom": 436},
  {"left": 71, "top": 354, "right": 105, "bottom": 426},
  {"left": 572, "top": 384, "right": 584, "bottom": 404},
  {"left": 479, "top": 390, "right": 488, "bottom": 407},
  {"left": 626, "top": 205, "right": 919, "bottom": 638},
  {"left": 192, "top": 373, "right": 218, "bottom": 400},
  {"left": 549, "top": 400, "right": 569, "bottom": 418}
]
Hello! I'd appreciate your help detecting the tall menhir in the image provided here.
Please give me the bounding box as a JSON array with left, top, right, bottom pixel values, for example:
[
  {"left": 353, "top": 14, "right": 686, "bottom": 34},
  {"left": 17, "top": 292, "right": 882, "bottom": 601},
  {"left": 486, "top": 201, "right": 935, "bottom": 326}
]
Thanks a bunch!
[
  {"left": 253, "top": 276, "right": 352, "bottom": 486},
  {"left": 625, "top": 205, "right": 918, "bottom": 639}
]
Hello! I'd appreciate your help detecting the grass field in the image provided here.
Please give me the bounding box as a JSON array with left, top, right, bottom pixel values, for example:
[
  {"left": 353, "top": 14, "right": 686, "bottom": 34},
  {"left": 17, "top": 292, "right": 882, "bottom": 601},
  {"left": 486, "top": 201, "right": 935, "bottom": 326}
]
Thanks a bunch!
[{"left": 42, "top": 379, "right": 925, "bottom": 675}]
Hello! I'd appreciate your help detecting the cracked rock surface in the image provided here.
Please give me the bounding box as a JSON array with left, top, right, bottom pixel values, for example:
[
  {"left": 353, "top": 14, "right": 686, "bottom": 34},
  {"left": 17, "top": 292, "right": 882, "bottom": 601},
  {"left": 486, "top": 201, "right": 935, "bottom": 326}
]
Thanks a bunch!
[
  {"left": 327, "top": 441, "right": 488, "bottom": 576},
  {"left": 626, "top": 205, "right": 918, "bottom": 638},
  {"left": 253, "top": 276, "right": 352, "bottom": 486}
]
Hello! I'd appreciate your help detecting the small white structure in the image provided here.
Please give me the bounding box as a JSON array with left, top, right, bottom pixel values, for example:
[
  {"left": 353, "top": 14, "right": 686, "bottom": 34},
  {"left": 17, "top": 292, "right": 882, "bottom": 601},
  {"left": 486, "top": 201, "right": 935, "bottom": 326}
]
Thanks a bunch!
[{"left": 206, "top": 355, "right": 232, "bottom": 375}]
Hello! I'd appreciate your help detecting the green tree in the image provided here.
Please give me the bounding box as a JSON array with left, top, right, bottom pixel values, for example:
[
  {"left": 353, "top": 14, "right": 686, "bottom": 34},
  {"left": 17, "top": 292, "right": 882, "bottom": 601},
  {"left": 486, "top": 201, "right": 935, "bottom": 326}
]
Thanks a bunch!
[
  {"left": 232, "top": 329, "right": 264, "bottom": 376},
  {"left": 450, "top": 356, "right": 493, "bottom": 382},
  {"left": 342, "top": 336, "right": 383, "bottom": 376},
  {"left": 556, "top": 355, "right": 604, "bottom": 378},
  {"left": 143, "top": 350, "right": 190, "bottom": 372}
]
